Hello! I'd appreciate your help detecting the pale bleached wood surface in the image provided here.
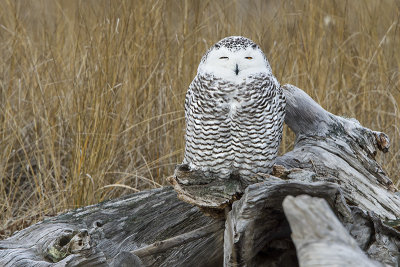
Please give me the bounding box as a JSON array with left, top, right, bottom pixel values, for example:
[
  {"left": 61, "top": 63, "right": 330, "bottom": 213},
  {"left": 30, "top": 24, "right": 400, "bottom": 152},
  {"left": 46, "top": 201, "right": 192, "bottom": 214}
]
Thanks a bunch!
[{"left": 283, "top": 195, "right": 382, "bottom": 267}]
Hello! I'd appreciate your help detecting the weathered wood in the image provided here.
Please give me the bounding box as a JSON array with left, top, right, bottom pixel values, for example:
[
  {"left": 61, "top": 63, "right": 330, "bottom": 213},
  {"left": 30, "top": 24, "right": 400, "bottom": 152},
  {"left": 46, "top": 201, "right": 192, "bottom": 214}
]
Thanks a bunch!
[
  {"left": 222, "top": 84, "right": 400, "bottom": 266},
  {"left": 277, "top": 84, "right": 399, "bottom": 219},
  {"left": 168, "top": 162, "right": 266, "bottom": 216},
  {"left": 0, "top": 187, "right": 224, "bottom": 267},
  {"left": 132, "top": 221, "right": 223, "bottom": 258},
  {"left": 224, "top": 178, "right": 345, "bottom": 266},
  {"left": 223, "top": 173, "right": 400, "bottom": 266},
  {"left": 1, "top": 84, "right": 399, "bottom": 266},
  {"left": 283, "top": 195, "right": 382, "bottom": 267}
]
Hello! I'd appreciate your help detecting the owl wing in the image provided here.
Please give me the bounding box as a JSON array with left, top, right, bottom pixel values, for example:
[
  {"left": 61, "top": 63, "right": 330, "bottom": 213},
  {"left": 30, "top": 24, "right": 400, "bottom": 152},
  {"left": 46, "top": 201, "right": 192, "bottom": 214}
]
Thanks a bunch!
[
  {"left": 184, "top": 82, "right": 191, "bottom": 125},
  {"left": 183, "top": 77, "right": 199, "bottom": 165},
  {"left": 275, "top": 85, "right": 286, "bottom": 144}
]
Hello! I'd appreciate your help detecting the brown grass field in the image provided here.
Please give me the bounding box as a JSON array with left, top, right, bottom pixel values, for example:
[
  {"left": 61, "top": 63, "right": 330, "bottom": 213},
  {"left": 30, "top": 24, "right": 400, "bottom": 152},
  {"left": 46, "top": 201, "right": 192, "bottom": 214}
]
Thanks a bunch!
[{"left": 0, "top": 0, "right": 399, "bottom": 239}]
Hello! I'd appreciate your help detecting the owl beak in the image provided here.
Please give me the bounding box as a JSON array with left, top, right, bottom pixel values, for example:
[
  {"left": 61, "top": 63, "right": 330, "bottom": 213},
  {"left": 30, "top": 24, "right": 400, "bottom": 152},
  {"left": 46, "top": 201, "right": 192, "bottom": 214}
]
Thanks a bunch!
[{"left": 235, "top": 64, "right": 239, "bottom": 75}]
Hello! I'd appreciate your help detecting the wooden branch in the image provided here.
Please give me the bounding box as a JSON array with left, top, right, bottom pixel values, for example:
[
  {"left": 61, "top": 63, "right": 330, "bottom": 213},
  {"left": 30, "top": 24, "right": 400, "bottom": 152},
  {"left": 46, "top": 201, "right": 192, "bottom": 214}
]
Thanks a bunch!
[
  {"left": 223, "top": 177, "right": 346, "bottom": 266},
  {"left": 221, "top": 84, "right": 400, "bottom": 266},
  {"left": 168, "top": 163, "right": 266, "bottom": 216},
  {"left": 0, "top": 187, "right": 224, "bottom": 267},
  {"left": 283, "top": 195, "right": 381, "bottom": 267},
  {"left": 132, "top": 221, "right": 224, "bottom": 258},
  {"left": 277, "top": 84, "right": 399, "bottom": 219},
  {"left": 223, "top": 174, "right": 400, "bottom": 266}
]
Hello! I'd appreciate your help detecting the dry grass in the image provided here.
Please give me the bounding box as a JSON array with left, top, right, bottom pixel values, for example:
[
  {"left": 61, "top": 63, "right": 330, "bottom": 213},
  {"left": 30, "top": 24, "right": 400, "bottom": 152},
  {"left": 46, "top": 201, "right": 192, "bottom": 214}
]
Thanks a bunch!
[{"left": 0, "top": 0, "right": 399, "bottom": 239}]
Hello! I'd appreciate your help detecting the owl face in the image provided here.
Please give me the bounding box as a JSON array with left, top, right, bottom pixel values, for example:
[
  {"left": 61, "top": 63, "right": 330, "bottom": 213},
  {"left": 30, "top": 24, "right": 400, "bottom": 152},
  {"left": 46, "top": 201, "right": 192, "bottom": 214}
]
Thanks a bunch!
[{"left": 197, "top": 36, "right": 272, "bottom": 83}]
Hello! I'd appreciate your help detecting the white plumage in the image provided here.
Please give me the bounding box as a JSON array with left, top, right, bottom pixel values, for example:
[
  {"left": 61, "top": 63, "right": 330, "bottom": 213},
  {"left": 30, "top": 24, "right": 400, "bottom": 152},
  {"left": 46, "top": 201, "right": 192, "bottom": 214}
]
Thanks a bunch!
[{"left": 183, "top": 36, "right": 285, "bottom": 178}]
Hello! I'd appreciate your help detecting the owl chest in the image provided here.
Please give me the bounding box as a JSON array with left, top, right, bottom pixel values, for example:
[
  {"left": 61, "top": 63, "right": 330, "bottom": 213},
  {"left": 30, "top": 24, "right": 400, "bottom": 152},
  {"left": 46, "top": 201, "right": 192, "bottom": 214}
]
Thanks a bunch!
[
  {"left": 197, "top": 81, "right": 267, "bottom": 119},
  {"left": 207, "top": 92, "right": 240, "bottom": 119},
  {"left": 213, "top": 90, "right": 259, "bottom": 119}
]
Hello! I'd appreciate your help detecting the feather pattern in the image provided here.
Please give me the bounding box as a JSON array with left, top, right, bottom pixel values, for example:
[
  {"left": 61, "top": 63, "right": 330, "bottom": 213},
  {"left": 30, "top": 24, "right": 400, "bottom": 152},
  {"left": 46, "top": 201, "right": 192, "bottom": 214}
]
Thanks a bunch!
[{"left": 183, "top": 36, "right": 285, "bottom": 178}]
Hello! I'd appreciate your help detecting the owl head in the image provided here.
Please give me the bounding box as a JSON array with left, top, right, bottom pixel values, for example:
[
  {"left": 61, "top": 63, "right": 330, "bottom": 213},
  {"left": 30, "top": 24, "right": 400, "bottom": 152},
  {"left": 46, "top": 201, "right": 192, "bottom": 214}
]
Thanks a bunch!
[{"left": 197, "top": 36, "right": 272, "bottom": 83}]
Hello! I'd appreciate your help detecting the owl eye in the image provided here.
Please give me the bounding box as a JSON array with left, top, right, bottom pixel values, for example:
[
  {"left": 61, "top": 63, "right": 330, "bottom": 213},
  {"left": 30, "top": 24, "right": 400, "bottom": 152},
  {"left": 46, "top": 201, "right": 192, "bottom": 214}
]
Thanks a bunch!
[
  {"left": 219, "top": 56, "right": 229, "bottom": 59},
  {"left": 245, "top": 57, "right": 253, "bottom": 59}
]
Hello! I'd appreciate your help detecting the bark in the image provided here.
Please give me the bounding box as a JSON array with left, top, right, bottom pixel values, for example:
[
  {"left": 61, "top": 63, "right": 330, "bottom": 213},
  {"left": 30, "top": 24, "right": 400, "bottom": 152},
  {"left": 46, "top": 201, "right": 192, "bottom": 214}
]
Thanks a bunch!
[
  {"left": 277, "top": 84, "right": 398, "bottom": 218},
  {"left": 282, "top": 195, "right": 382, "bottom": 267},
  {"left": 1, "top": 84, "right": 399, "bottom": 266},
  {"left": 223, "top": 84, "right": 400, "bottom": 266},
  {"left": 0, "top": 187, "right": 224, "bottom": 267}
]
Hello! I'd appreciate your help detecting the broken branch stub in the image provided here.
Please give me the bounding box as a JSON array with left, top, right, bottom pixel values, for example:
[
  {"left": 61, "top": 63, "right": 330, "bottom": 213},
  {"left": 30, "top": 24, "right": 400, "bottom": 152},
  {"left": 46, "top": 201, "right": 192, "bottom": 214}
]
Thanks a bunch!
[{"left": 168, "top": 163, "right": 268, "bottom": 216}]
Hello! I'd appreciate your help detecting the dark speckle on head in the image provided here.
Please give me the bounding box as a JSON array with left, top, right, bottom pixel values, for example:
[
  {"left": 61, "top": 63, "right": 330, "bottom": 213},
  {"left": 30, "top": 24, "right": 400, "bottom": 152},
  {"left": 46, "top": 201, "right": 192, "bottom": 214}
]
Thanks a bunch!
[
  {"left": 200, "top": 36, "right": 267, "bottom": 65},
  {"left": 216, "top": 36, "right": 257, "bottom": 51}
]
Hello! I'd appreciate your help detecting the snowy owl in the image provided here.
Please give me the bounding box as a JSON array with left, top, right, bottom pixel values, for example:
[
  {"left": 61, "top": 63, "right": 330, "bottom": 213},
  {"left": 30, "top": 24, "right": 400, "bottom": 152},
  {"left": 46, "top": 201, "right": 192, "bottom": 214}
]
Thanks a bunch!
[{"left": 183, "top": 36, "right": 285, "bottom": 178}]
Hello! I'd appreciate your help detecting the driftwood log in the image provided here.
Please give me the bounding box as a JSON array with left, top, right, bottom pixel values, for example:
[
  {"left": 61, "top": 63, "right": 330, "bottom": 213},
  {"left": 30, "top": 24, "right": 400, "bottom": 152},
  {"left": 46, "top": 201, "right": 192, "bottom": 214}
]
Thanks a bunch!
[
  {"left": 1, "top": 84, "right": 399, "bottom": 266},
  {"left": 0, "top": 187, "right": 224, "bottom": 267}
]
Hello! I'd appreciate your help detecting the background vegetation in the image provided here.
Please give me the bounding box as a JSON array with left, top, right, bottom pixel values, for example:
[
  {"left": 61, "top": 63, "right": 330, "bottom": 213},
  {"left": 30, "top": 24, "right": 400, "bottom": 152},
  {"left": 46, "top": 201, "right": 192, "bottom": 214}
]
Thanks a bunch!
[{"left": 0, "top": 0, "right": 399, "bottom": 239}]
